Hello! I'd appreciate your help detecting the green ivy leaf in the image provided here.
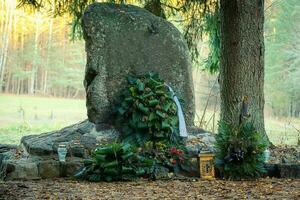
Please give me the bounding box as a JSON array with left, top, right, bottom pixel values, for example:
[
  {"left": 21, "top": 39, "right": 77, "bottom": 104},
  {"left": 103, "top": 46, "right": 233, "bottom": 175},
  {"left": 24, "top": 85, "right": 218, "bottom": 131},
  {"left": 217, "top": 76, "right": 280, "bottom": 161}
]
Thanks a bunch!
[
  {"left": 149, "top": 99, "right": 159, "bottom": 106},
  {"left": 142, "top": 91, "right": 154, "bottom": 99},
  {"left": 136, "top": 79, "right": 145, "bottom": 92},
  {"left": 149, "top": 112, "right": 157, "bottom": 121},
  {"left": 156, "top": 110, "right": 165, "bottom": 118},
  {"left": 162, "top": 121, "right": 171, "bottom": 129},
  {"left": 118, "top": 107, "right": 126, "bottom": 115},
  {"left": 127, "top": 75, "right": 137, "bottom": 84},
  {"left": 102, "top": 161, "right": 119, "bottom": 168},
  {"left": 129, "top": 87, "right": 137, "bottom": 97},
  {"left": 138, "top": 103, "right": 149, "bottom": 113},
  {"left": 162, "top": 102, "right": 172, "bottom": 112}
]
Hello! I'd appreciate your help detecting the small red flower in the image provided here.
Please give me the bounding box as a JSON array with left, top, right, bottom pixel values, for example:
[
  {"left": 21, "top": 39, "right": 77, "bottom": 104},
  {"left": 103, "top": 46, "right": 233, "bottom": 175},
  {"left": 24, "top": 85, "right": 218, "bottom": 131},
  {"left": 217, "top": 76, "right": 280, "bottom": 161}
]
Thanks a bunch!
[
  {"left": 177, "top": 150, "right": 183, "bottom": 155},
  {"left": 171, "top": 159, "right": 177, "bottom": 165},
  {"left": 169, "top": 147, "right": 177, "bottom": 154}
]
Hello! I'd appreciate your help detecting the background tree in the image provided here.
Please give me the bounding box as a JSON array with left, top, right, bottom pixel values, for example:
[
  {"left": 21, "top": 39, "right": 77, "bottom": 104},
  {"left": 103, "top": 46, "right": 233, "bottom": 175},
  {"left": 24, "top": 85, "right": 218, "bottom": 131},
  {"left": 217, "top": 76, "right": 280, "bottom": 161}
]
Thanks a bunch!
[{"left": 0, "top": 0, "right": 15, "bottom": 91}]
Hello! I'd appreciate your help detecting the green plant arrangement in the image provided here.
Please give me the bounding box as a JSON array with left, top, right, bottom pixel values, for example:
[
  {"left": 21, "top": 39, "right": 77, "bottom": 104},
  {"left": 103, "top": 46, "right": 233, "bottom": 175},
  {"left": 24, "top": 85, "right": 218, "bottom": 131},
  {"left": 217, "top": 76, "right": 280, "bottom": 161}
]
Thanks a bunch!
[
  {"left": 114, "top": 72, "right": 180, "bottom": 146},
  {"left": 74, "top": 142, "right": 155, "bottom": 182},
  {"left": 141, "top": 141, "right": 189, "bottom": 174},
  {"left": 215, "top": 120, "right": 268, "bottom": 180},
  {"left": 75, "top": 72, "right": 190, "bottom": 181}
]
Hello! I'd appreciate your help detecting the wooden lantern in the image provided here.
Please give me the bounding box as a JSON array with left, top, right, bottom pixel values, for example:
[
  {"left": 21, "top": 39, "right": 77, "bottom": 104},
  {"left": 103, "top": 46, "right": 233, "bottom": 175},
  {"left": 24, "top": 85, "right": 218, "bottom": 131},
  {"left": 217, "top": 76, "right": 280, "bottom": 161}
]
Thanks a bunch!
[{"left": 199, "top": 152, "right": 215, "bottom": 179}]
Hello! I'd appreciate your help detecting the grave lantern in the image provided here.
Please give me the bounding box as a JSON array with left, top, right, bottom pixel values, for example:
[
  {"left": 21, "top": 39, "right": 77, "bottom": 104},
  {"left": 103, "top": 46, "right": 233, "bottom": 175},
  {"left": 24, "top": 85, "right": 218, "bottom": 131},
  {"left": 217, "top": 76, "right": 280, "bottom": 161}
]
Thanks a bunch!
[
  {"left": 57, "top": 143, "right": 68, "bottom": 162},
  {"left": 199, "top": 151, "right": 215, "bottom": 179}
]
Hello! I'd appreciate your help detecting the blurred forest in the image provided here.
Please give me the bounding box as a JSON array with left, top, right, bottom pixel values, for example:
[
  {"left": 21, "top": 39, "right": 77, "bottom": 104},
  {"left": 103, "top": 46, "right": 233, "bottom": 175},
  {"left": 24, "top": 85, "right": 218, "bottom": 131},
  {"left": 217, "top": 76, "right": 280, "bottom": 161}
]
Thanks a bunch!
[
  {"left": 0, "top": 0, "right": 299, "bottom": 144},
  {"left": 0, "top": 0, "right": 86, "bottom": 98},
  {"left": 195, "top": 0, "right": 300, "bottom": 120},
  {"left": 264, "top": 0, "right": 300, "bottom": 118},
  {"left": 0, "top": 0, "right": 299, "bottom": 115}
]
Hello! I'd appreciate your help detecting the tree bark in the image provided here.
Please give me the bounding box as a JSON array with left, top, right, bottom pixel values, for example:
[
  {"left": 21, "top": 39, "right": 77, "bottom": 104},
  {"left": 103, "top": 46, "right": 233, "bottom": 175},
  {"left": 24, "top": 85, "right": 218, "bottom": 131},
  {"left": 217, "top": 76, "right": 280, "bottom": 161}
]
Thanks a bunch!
[
  {"left": 0, "top": 0, "right": 14, "bottom": 92},
  {"left": 44, "top": 11, "right": 54, "bottom": 95},
  {"left": 219, "top": 0, "right": 270, "bottom": 142},
  {"left": 20, "top": 19, "right": 24, "bottom": 94},
  {"left": 30, "top": 13, "right": 40, "bottom": 95}
]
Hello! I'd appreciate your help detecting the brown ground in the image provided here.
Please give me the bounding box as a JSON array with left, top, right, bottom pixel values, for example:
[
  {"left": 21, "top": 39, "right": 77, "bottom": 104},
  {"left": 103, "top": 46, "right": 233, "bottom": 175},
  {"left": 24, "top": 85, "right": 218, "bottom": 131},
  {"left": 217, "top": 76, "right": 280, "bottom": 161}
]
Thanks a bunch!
[
  {"left": 0, "top": 178, "right": 299, "bottom": 200},
  {"left": 269, "top": 146, "right": 300, "bottom": 164}
]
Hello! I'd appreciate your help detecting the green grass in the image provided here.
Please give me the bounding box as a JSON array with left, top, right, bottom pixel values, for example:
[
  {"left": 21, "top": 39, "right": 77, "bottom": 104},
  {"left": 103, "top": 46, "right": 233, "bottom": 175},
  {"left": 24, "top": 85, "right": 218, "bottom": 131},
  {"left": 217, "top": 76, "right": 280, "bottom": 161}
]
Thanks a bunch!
[
  {"left": 0, "top": 94, "right": 86, "bottom": 144},
  {"left": 195, "top": 110, "right": 300, "bottom": 146},
  {"left": 264, "top": 117, "right": 300, "bottom": 146},
  {"left": 0, "top": 94, "right": 299, "bottom": 146}
]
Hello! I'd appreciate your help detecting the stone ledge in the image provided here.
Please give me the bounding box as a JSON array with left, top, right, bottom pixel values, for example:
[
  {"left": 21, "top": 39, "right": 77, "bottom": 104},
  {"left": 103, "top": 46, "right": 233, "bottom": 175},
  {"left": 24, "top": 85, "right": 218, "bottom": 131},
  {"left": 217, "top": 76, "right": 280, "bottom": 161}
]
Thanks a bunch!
[
  {"left": 20, "top": 120, "right": 119, "bottom": 157},
  {"left": 1, "top": 155, "right": 84, "bottom": 180},
  {"left": 264, "top": 163, "right": 300, "bottom": 178}
]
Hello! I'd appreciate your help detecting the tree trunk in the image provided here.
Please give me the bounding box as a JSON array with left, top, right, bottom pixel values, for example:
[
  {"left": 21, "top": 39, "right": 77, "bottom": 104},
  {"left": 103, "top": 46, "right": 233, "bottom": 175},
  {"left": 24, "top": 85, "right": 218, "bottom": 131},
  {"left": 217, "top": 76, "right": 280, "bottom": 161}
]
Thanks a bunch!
[
  {"left": 5, "top": 70, "right": 11, "bottom": 92},
  {"left": 0, "top": 0, "right": 5, "bottom": 62},
  {"left": 17, "top": 78, "right": 20, "bottom": 94},
  {"left": 30, "top": 13, "right": 40, "bottom": 95},
  {"left": 0, "top": 0, "right": 14, "bottom": 92},
  {"left": 219, "top": 0, "right": 270, "bottom": 142},
  {"left": 20, "top": 19, "right": 24, "bottom": 94},
  {"left": 44, "top": 11, "right": 54, "bottom": 95}
]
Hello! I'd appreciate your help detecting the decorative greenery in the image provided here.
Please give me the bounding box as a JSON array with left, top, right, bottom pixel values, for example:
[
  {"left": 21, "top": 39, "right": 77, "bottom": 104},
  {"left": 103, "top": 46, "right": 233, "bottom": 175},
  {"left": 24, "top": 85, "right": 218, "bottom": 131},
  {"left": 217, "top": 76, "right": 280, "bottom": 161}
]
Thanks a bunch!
[
  {"left": 166, "top": 146, "right": 186, "bottom": 172},
  {"left": 115, "top": 72, "right": 179, "bottom": 146},
  {"left": 141, "top": 141, "right": 189, "bottom": 174},
  {"left": 74, "top": 142, "right": 155, "bottom": 182},
  {"left": 75, "top": 72, "right": 191, "bottom": 181},
  {"left": 75, "top": 142, "right": 190, "bottom": 181},
  {"left": 215, "top": 120, "right": 268, "bottom": 180}
]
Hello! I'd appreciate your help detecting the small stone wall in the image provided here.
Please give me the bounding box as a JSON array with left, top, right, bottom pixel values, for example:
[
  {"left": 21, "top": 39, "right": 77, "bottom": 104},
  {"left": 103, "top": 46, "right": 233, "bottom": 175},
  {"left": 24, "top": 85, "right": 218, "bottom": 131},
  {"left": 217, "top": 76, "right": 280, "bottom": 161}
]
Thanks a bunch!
[
  {"left": 0, "top": 120, "right": 118, "bottom": 180},
  {"left": 0, "top": 121, "right": 216, "bottom": 180},
  {"left": 1, "top": 123, "right": 300, "bottom": 180}
]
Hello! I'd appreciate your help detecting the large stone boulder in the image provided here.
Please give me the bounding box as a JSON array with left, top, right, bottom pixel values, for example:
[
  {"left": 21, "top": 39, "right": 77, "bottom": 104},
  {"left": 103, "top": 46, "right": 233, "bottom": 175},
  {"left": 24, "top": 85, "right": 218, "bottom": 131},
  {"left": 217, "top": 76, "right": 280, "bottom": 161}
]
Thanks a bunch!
[
  {"left": 82, "top": 3, "right": 195, "bottom": 126},
  {"left": 21, "top": 120, "right": 119, "bottom": 156}
]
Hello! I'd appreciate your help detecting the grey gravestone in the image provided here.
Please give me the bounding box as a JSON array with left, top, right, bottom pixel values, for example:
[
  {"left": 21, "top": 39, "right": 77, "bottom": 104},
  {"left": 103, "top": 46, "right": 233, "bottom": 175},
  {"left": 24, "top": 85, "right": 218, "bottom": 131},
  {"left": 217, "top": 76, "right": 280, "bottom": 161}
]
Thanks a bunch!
[{"left": 82, "top": 3, "right": 195, "bottom": 126}]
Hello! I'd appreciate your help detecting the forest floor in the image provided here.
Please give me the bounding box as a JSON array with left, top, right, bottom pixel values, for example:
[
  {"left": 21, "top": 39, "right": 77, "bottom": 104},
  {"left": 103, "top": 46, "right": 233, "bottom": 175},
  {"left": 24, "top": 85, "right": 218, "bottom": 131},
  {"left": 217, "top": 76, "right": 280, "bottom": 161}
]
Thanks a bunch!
[{"left": 0, "top": 178, "right": 299, "bottom": 200}]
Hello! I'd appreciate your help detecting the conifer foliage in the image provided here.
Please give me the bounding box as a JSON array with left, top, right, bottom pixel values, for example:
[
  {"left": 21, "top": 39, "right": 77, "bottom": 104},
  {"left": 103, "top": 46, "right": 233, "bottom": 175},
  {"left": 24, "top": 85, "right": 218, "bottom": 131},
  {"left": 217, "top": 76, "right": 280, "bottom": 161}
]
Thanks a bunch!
[{"left": 215, "top": 120, "right": 268, "bottom": 179}]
